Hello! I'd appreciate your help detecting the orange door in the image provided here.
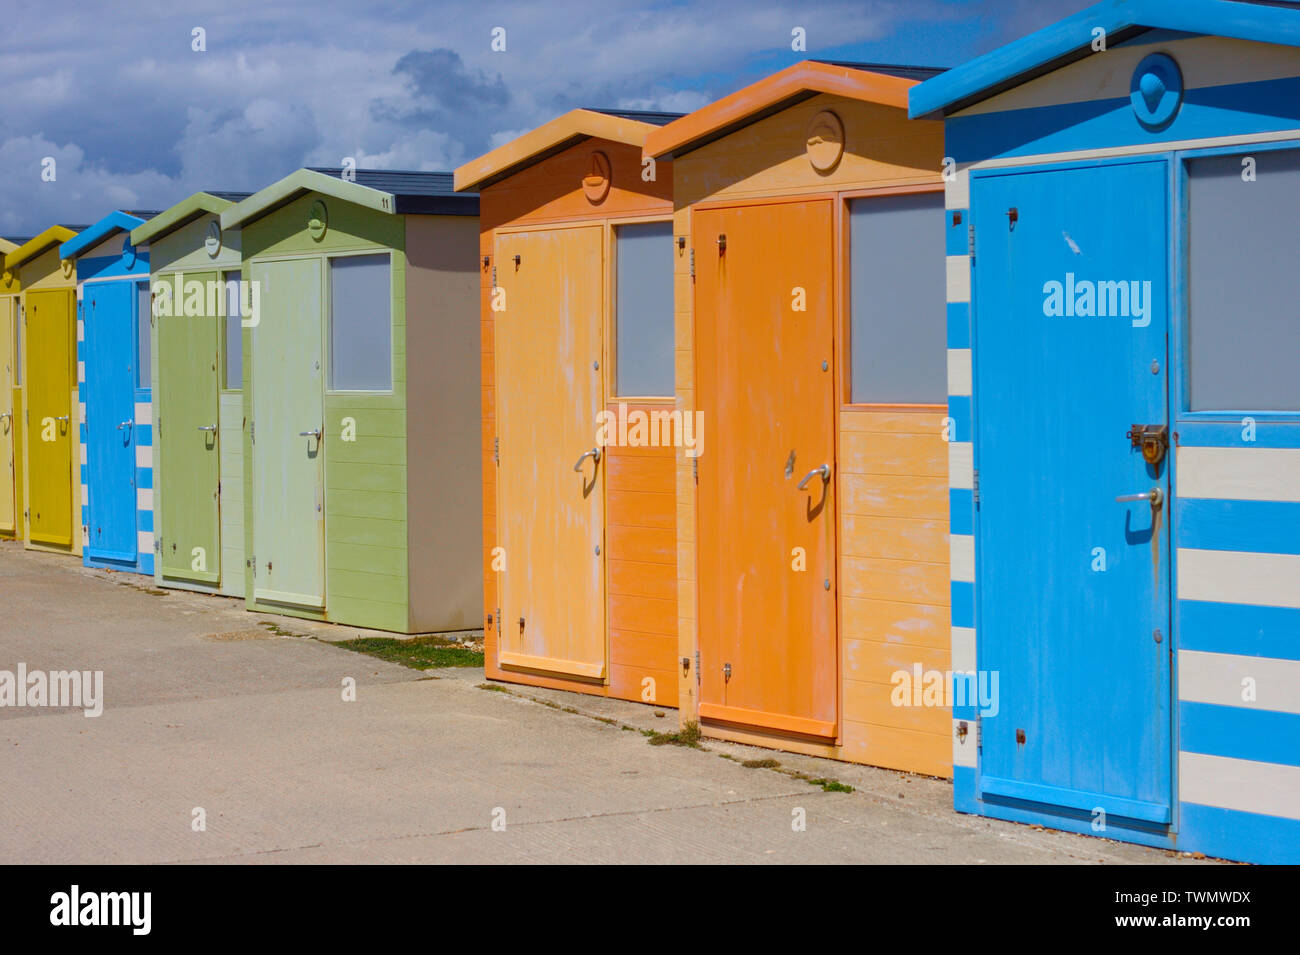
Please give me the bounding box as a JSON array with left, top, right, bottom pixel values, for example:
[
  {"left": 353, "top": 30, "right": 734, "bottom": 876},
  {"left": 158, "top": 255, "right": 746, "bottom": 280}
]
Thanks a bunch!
[
  {"left": 695, "top": 200, "right": 838, "bottom": 738},
  {"left": 494, "top": 226, "right": 606, "bottom": 679}
]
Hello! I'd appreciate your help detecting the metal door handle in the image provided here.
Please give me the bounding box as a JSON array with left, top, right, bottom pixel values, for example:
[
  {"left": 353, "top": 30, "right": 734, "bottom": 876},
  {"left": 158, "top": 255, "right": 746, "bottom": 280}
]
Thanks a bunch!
[
  {"left": 197, "top": 425, "right": 217, "bottom": 432},
  {"left": 573, "top": 447, "right": 601, "bottom": 472},
  {"left": 54, "top": 415, "right": 70, "bottom": 422},
  {"left": 299, "top": 429, "right": 322, "bottom": 439},
  {"left": 0, "top": 412, "right": 10, "bottom": 423},
  {"left": 1116, "top": 487, "right": 1163, "bottom": 507},
  {"left": 117, "top": 419, "right": 134, "bottom": 431},
  {"left": 797, "top": 464, "right": 831, "bottom": 490}
]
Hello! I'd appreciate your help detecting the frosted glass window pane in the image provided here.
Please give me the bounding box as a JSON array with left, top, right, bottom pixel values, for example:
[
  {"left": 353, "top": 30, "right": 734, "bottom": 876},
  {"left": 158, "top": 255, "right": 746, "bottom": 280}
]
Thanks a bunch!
[
  {"left": 849, "top": 193, "right": 946, "bottom": 403},
  {"left": 136, "top": 282, "right": 151, "bottom": 389},
  {"left": 1188, "top": 149, "right": 1300, "bottom": 412},
  {"left": 224, "top": 270, "right": 242, "bottom": 390},
  {"left": 615, "top": 222, "right": 674, "bottom": 397},
  {"left": 329, "top": 254, "right": 391, "bottom": 391}
]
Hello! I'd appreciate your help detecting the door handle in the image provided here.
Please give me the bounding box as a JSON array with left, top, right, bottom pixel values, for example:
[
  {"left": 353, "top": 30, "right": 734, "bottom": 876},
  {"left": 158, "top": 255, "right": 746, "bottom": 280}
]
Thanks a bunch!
[
  {"left": 117, "top": 419, "right": 134, "bottom": 431},
  {"left": 54, "top": 415, "right": 70, "bottom": 422},
  {"left": 797, "top": 463, "right": 831, "bottom": 490},
  {"left": 197, "top": 425, "right": 217, "bottom": 432},
  {"left": 1116, "top": 487, "right": 1163, "bottom": 507},
  {"left": 0, "top": 411, "right": 10, "bottom": 424},
  {"left": 299, "top": 429, "right": 322, "bottom": 439},
  {"left": 573, "top": 447, "right": 601, "bottom": 472}
]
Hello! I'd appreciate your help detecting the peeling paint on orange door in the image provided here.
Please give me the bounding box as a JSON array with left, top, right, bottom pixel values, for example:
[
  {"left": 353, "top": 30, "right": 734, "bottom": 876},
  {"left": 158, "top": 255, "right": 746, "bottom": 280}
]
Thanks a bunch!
[
  {"left": 695, "top": 199, "right": 838, "bottom": 739},
  {"left": 494, "top": 226, "right": 606, "bottom": 680}
]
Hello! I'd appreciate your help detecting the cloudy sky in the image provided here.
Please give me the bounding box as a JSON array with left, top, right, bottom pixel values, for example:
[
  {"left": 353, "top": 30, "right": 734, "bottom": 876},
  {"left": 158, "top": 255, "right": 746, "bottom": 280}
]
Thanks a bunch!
[{"left": 0, "top": 0, "right": 1093, "bottom": 236}]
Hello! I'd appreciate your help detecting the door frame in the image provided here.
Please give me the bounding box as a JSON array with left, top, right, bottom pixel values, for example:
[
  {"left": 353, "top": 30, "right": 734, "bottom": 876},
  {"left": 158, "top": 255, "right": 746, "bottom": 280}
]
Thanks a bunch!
[
  {"left": 492, "top": 221, "right": 610, "bottom": 681},
  {"left": 689, "top": 192, "right": 842, "bottom": 741},
  {"left": 968, "top": 154, "right": 1176, "bottom": 825}
]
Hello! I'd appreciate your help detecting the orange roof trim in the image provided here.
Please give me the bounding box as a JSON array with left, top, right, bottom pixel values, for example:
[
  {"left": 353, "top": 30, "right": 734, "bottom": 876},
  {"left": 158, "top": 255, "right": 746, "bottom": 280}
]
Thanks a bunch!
[
  {"left": 454, "top": 109, "right": 663, "bottom": 193},
  {"left": 645, "top": 60, "right": 922, "bottom": 160}
]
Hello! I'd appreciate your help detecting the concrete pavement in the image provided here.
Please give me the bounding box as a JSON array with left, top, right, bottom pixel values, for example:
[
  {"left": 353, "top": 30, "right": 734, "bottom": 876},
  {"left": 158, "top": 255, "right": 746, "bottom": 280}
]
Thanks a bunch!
[{"left": 0, "top": 540, "right": 1213, "bottom": 864}]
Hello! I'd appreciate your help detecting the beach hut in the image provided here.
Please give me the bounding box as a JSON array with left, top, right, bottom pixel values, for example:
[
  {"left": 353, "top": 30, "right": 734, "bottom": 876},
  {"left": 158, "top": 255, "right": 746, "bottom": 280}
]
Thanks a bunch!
[
  {"left": 644, "top": 62, "right": 950, "bottom": 772},
  {"left": 909, "top": 0, "right": 1300, "bottom": 863},
  {"left": 454, "top": 108, "right": 682, "bottom": 705},
  {"left": 218, "top": 169, "right": 481, "bottom": 633},
  {"left": 0, "top": 236, "right": 21, "bottom": 540},
  {"left": 60, "top": 211, "right": 159, "bottom": 573},
  {"left": 3, "top": 226, "right": 88, "bottom": 556},
  {"left": 129, "top": 192, "right": 250, "bottom": 595}
]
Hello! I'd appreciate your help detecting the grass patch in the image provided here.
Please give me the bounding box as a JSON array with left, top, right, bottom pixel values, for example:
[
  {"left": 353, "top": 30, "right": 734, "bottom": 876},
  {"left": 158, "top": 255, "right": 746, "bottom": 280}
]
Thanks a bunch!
[
  {"left": 742, "top": 758, "right": 781, "bottom": 769},
  {"left": 477, "top": 683, "right": 508, "bottom": 692},
  {"left": 807, "top": 777, "right": 854, "bottom": 793},
  {"left": 334, "top": 635, "right": 484, "bottom": 670},
  {"left": 645, "top": 721, "right": 703, "bottom": 748}
]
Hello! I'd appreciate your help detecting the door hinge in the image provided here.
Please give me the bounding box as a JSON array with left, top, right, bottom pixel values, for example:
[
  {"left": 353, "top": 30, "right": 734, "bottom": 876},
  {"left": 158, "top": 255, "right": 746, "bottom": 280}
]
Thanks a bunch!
[
  {"left": 692, "top": 457, "right": 698, "bottom": 485},
  {"left": 154, "top": 539, "right": 161, "bottom": 553},
  {"left": 493, "top": 436, "right": 499, "bottom": 466},
  {"left": 694, "top": 650, "right": 700, "bottom": 687},
  {"left": 972, "top": 468, "right": 980, "bottom": 507},
  {"left": 976, "top": 715, "right": 983, "bottom": 753},
  {"left": 250, "top": 420, "right": 255, "bottom": 445},
  {"left": 968, "top": 221, "right": 976, "bottom": 261},
  {"left": 250, "top": 554, "right": 256, "bottom": 578},
  {"left": 491, "top": 265, "right": 496, "bottom": 287},
  {"left": 689, "top": 248, "right": 695, "bottom": 279}
]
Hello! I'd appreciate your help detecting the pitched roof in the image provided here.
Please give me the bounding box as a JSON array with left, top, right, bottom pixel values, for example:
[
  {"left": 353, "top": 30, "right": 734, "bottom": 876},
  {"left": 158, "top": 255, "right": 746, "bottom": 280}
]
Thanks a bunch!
[
  {"left": 60, "top": 210, "right": 159, "bottom": 260},
  {"left": 129, "top": 191, "right": 251, "bottom": 246},
  {"left": 645, "top": 59, "right": 942, "bottom": 159},
  {"left": 221, "top": 167, "right": 477, "bottom": 230},
  {"left": 453, "top": 108, "right": 684, "bottom": 192},
  {"left": 3, "top": 225, "right": 86, "bottom": 271},
  {"left": 910, "top": 0, "right": 1300, "bottom": 119}
]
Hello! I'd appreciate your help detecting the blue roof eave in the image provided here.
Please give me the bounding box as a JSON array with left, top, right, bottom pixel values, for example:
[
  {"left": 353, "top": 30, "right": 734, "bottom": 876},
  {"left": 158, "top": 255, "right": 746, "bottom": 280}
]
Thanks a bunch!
[
  {"left": 58, "top": 210, "right": 149, "bottom": 260},
  {"left": 909, "top": 0, "right": 1300, "bottom": 119}
]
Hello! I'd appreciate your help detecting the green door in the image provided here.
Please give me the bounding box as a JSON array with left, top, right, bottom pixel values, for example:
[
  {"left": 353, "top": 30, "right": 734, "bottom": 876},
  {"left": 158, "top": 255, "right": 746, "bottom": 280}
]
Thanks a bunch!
[
  {"left": 25, "top": 289, "right": 74, "bottom": 547},
  {"left": 158, "top": 271, "right": 221, "bottom": 583},
  {"left": 251, "top": 258, "right": 325, "bottom": 608}
]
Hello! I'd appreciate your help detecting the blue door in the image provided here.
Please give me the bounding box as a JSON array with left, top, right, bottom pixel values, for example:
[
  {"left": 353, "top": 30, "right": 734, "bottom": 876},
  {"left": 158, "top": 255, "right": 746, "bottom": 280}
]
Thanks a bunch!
[
  {"left": 84, "top": 281, "right": 137, "bottom": 563},
  {"left": 972, "top": 159, "right": 1172, "bottom": 826}
]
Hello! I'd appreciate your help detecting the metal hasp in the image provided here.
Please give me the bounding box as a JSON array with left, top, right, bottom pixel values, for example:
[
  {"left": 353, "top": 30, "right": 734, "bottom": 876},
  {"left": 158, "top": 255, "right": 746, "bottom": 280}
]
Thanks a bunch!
[
  {"left": 723, "top": 662, "right": 732, "bottom": 681},
  {"left": 1127, "top": 423, "right": 1169, "bottom": 466},
  {"left": 717, "top": 233, "right": 726, "bottom": 254}
]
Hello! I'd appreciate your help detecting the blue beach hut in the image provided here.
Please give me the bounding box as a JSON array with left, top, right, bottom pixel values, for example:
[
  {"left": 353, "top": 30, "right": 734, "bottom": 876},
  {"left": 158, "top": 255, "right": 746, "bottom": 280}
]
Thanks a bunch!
[
  {"left": 910, "top": 0, "right": 1300, "bottom": 864},
  {"left": 60, "top": 210, "right": 160, "bottom": 574}
]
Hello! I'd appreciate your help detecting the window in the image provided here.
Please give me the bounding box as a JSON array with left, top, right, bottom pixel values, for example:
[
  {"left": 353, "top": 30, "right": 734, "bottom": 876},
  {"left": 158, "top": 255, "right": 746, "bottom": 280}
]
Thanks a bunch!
[
  {"left": 136, "top": 282, "right": 151, "bottom": 390},
  {"left": 1187, "top": 149, "right": 1300, "bottom": 412},
  {"left": 224, "top": 270, "right": 242, "bottom": 390},
  {"left": 848, "top": 192, "right": 946, "bottom": 404},
  {"left": 614, "top": 221, "right": 674, "bottom": 397},
  {"left": 329, "top": 254, "right": 392, "bottom": 391}
]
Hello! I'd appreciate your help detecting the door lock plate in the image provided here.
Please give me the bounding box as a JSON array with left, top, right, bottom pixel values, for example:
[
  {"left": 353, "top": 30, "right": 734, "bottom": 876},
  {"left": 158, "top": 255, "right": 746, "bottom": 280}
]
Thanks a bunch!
[{"left": 1127, "top": 424, "right": 1168, "bottom": 465}]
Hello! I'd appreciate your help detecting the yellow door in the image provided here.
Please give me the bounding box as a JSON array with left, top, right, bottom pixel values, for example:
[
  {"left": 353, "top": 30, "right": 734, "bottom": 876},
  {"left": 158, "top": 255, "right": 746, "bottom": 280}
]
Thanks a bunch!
[
  {"left": 25, "top": 290, "right": 75, "bottom": 547},
  {"left": 0, "top": 296, "right": 15, "bottom": 535},
  {"left": 494, "top": 226, "right": 606, "bottom": 679}
]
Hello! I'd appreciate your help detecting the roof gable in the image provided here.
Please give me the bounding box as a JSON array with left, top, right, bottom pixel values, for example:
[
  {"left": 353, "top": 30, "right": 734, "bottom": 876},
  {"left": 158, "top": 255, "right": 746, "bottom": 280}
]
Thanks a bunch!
[
  {"left": 60, "top": 210, "right": 156, "bottom": 260},
  {"left": 130, "top": 191, "right": 251, "bottom": 246},
  {"left": 453, "top": 108, "right": 682, "bottom": 192},
  {"left": 911, "top": 0, "right": 1300, "bottom": 119}
]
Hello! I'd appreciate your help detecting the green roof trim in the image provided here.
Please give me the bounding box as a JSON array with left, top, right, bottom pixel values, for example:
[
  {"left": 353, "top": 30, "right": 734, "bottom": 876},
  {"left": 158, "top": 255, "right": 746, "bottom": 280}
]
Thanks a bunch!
[
  {"left": 219, "top": 169, "right": 399, "bottom": 231},
  {"left": 130, "top": 192, "right": 248, "bottom": 246}
]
